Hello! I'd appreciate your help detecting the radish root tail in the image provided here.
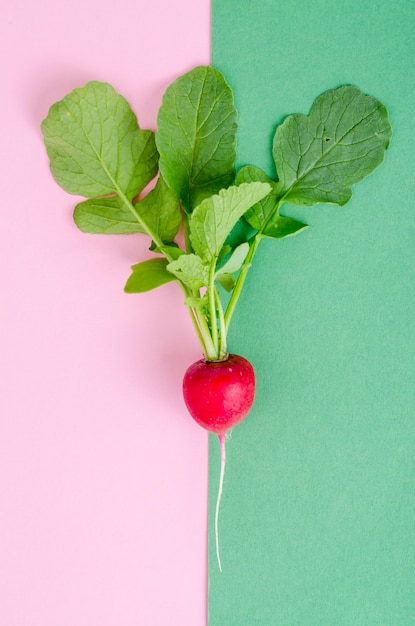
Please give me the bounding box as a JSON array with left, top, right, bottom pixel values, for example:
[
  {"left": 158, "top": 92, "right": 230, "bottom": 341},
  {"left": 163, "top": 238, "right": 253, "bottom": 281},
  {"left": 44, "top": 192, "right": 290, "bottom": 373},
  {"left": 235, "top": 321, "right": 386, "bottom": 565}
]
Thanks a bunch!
[{"left": 215, "top": 433, "right": 226, "bottom": 573}]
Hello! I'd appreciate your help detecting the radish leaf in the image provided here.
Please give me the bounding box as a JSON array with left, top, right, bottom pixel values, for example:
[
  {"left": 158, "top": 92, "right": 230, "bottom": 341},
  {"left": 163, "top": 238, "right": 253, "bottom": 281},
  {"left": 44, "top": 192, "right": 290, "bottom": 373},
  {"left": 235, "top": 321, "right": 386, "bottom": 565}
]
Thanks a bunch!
[
  {"left": 264, "top": 216, "right": 309, "bottom": 239},
  {"left": 167, "top": 254, "right": 209, "bottom": 290},
  {"left": 273, "top": 85, "right": 392, "bottom": 207},
  {"left": 216, "top": 273, "right": 236, "bottom": 292},
  {"left": 216, "top": 242, "right": 249, "bottom": 275},
  {"left": 134, "top": 176, "right": 182, "bottom": 243},
  {"left": 124, "top": 258, "right": 176, "bottom": 293},
  {"left": 74, "top": 196, "right": 143, "bottom": 234},
  {"left": 41, "top": 67, "right": 392, "bottom": 368},
  {"left": 41, "top": 81, "right": 158, "bottom": 200},
  {"left": 156, "top": 66, "right": 238, "bottom": 213},
  {"left": 189, "top": 182, "right": 271, "bottom": 263},
  {"left": 236, "top": 165, "right": 308, "bottom": 238},
  {"left": 73, "top": 176, "right": 181, "bottom": 242},
  {"left": 150, "top": 244, "right": 185, "bottom": 260}
]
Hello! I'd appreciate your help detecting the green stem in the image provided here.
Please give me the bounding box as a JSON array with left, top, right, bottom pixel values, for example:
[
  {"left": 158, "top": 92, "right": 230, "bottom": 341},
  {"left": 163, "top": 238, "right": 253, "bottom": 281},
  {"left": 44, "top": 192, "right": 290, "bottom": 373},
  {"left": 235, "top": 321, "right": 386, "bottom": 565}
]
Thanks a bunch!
[
  {"left": 120, "top": 190, "right": 217, "bottom": 356},
  {"left": 186, "top": 301, "right": 209, "bottom": 354},
  {"left": 223, "top": 196, "right": 287, "bottom": 333},
  {"left": 215, "top": 286, "right": 228, "bottom": 359},
  {"left": 183, "top": 213, "right": 193, "bottom": 254},
  {"left": 115, "top": 183, "right": 223, "bottom": 360},
  {"left": 224, "top": 234, "right": 262, "bottom": 331},
  {"left": 178, "top": 279, "right": 217, "bottom": 360},
  {"left": 118, "top": 188, "right": 232, "bottom": 361},
  {"left": 193, "top": 304, "right": 218, "bottom": 361},
  {"left": 118, "top": 189, "right": 176, "bottom": 263},
  {"left": 208, "top": 261, "right": 219, "bottom": 359}
]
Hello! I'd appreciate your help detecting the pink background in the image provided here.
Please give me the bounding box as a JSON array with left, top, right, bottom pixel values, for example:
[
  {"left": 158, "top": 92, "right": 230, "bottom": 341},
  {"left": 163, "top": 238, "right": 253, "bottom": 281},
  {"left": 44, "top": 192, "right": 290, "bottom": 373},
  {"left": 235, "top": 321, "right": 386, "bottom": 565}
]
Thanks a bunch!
[{"left": 1, "top": 1, "right": 210, "bottom": 624}]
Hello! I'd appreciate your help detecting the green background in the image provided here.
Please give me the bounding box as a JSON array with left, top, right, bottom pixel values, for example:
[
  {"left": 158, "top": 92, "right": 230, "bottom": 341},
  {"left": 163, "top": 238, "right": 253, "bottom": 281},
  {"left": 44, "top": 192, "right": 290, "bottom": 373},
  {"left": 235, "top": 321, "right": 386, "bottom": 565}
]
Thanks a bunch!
[{"left": 209, "top": 1, "right": 415, "bottom": 624}]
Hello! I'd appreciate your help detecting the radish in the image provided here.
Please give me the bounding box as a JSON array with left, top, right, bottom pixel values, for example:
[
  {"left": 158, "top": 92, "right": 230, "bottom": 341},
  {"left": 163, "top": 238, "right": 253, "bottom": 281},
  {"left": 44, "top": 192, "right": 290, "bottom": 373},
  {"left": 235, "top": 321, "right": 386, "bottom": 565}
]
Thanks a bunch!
[
  {"left": 182, "top": 354, "right": 255, "bottom": 435},
  {"left": 183, "top": 353, "right": 255, "bottom": 570},
  {"left": 41, "top": 66, "right": 391, "bottom": 572}
]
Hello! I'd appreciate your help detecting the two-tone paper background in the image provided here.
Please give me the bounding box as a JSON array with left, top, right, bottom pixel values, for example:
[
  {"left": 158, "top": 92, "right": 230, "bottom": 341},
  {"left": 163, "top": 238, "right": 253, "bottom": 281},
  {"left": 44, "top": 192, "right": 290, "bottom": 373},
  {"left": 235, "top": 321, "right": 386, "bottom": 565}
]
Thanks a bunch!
[{"left": 1, "top": 0, "right": 414, "bottom": 624}]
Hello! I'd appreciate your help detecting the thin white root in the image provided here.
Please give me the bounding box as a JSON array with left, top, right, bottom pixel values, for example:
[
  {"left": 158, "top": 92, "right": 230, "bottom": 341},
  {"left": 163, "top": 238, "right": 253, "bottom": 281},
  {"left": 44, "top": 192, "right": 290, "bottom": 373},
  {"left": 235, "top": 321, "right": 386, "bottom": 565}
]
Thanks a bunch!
[{"left": 215, "top": 433, "right": 226, "bottom": 573}]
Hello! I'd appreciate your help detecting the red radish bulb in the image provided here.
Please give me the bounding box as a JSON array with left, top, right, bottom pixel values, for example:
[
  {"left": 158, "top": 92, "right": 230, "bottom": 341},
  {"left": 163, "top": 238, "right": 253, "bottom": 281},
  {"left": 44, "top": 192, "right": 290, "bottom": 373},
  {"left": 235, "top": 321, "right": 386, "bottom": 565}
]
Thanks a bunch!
[
  {"left": 182, "top": 354, "right": 255, "bottom": 571},
  {"left": 182, "top": 354, "right": 255, "bottom": 434}
]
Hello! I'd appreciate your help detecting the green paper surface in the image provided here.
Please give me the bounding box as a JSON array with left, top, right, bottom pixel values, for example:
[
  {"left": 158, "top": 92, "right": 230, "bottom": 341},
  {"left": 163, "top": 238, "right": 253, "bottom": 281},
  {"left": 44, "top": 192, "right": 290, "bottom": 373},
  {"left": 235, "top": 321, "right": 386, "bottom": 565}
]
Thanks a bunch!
[{"left": 209, "top": 1, "right": 415, "bottom": 624}]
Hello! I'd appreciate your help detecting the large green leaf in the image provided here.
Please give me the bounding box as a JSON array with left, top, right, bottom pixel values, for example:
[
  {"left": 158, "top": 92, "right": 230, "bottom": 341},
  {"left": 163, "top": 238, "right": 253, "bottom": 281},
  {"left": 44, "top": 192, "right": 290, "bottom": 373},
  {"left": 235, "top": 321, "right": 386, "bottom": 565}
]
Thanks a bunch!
[
  {"left": 135, "top": 176, "right": 182, "bottom": 244},
  {"left": 236, "top": 165, "right": 308, "bottom": 238},
  {"left": 41, "top": 81, "right": 158, "bottom": 200},
  {"left": 73, "top": 196, "right": 141, "bottom": 234},
  {"left": 124, "top": 258, "right": 176, "bottom": 293},
  {"left": 156, "top": 66, "right": 238, "bottom": 213},
  {"left": 72, "top": 176, "right": 181, "bottom": 242},
  {"left": 189, "top": 182, "right": 271, "bottom": 263},
  {"left": 272, "top": 85, "right": 392, "bottom": 207}
]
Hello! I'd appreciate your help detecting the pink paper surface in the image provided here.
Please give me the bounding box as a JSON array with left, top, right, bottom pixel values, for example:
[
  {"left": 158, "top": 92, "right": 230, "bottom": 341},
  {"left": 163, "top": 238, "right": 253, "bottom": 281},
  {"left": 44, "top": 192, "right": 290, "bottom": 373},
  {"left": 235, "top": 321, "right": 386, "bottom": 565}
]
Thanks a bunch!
[{"left": 1, "top": 1, "right": 210, "bottom": 624}]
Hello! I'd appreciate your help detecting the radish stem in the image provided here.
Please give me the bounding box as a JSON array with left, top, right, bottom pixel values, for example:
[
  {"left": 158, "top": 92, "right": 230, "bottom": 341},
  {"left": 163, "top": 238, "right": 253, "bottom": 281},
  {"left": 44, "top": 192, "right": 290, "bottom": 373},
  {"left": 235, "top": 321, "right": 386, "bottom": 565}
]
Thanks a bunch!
[
  {"left": 215, "top": 286, "right": 228, "bottom": 359},
  {"left": 208, "top": 261, "right": 219, "bottom": 359},
  {"left": 224, "top": 234, "right": 261, "bottom": 331},
  {"left": 215, "top": 433, "right": 226, "bottom": 572}
]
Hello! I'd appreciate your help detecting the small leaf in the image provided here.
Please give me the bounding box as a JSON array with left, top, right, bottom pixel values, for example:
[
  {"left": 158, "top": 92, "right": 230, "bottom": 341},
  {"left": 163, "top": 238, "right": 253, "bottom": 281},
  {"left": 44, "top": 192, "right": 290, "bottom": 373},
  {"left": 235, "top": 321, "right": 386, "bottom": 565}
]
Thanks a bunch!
[
  {"left": 135, "top": 176, "right": 182, "bottom": 243},
  {"left": 156, "top": 66, "right": 238, "bottom": 213},
  {"left": 236, "top": 166, "right": 280, "bottom": 230},
  {"left": 41, "top": 81, "right": 158, "bottom": 200},
  {"left": 216, "top": 242, "right": 249, "bottom": 275},
  {"left": 236, "top": 165, "right": 309, "bottom": 239},
  {"left": 216, "top": 273, "right": 236, "bottom": 292},
  {"left": 263, "top": 216, "right": 309, "bottom": 239},
  {"left": 185, "top": 294, "right": 209, "bottom": 309},
  {"left": 217, "top": 245, "right": 233, "bottom": 265},
  {"left": 167, "top": 254, "right": 209, "bottom": 290},
  {"left": 124, "top": 258, "right": 176, "bottom": 293},
  {"left": 189, "top": 182, "right": 271, "bottom": 263},
  {"left": 223, "top": 218, "right": 257, "bottom": 250},
  {"left": 272, "top": 85, "right": 392, "bottom": 207},
  {"left": 73, "top": 196, "right": 141, "bottom": 234},
  {"left": 151, "top": 244, "right": 185, "bottom": 260}
]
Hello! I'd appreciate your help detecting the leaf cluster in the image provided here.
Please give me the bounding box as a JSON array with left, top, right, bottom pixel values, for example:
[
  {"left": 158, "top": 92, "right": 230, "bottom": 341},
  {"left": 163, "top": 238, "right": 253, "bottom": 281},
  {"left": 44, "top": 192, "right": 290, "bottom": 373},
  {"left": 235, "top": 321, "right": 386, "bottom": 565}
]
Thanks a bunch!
[{"left": 41, "top": 68, "right": 392, "bottom": 360}]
